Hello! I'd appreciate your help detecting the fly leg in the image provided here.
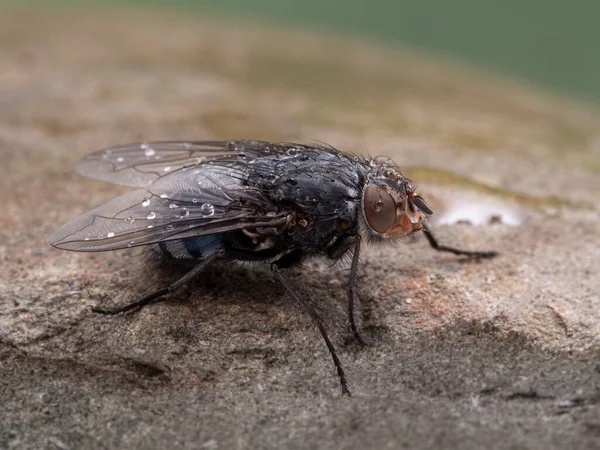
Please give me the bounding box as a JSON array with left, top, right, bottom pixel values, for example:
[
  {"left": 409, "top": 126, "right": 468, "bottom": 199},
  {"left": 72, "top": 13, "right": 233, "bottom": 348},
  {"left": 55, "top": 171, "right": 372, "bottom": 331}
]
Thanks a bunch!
[
  {"left": 271, "top": 265, "right": 351, "bottom": 397},
  {"left": 346, "top": 237, "right": 365, "bottom": 345},
  {"left": 328, "top": 235, "right": 365, "bottom": 345},
  {"left": 91, "top": 251, "right": 220, "bottom": 315},
  {"left": 422, "top": 223, "right": 498, "bottom": 258}
]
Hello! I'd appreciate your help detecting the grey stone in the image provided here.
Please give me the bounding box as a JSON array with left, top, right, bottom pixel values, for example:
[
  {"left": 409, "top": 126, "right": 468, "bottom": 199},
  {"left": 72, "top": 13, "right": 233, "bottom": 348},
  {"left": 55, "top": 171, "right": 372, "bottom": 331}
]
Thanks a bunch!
[{"left": 1, "top": 6, "right": 599, "bottom": 450}]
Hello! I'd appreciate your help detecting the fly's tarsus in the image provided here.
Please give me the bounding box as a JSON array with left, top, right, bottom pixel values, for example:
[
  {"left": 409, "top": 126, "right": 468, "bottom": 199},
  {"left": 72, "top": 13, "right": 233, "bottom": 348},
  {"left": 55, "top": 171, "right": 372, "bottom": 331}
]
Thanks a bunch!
[
  {"left": 91, "top": 252, "right": 218, "bottom": 315},
  {"left": 90, "top": 287, "right": 169, "bottom": 315},
  {"left": 422, "top": 223, "right": 498, "bottom": 259}
]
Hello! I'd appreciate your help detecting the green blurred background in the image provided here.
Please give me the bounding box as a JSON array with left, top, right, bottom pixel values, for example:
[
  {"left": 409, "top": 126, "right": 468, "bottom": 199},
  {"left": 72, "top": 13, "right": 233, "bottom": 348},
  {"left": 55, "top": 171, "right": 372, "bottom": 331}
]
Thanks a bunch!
[{"left": 6, "top": 0, "right": 600, "bottom": 104}]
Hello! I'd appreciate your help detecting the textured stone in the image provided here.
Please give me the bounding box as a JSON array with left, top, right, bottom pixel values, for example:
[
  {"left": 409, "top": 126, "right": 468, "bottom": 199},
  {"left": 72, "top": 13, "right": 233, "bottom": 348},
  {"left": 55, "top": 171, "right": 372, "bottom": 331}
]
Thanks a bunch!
[{"left": 1, "top": 6, "right": 599, "bottom": 450}]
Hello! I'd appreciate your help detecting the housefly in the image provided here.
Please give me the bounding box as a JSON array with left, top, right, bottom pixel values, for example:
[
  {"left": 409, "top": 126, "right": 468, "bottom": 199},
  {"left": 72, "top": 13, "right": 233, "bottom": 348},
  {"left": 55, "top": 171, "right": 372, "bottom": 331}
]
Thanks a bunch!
[{"left": 48, "top": 140, "right": 497, "bottom": 396}]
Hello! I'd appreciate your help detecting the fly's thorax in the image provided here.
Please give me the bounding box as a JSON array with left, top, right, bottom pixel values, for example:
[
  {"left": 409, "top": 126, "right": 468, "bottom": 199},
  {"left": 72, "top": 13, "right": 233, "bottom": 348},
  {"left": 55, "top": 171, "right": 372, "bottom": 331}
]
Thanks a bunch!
[{"left": 358, "top": 157, "right": 433, "bottom": 243}]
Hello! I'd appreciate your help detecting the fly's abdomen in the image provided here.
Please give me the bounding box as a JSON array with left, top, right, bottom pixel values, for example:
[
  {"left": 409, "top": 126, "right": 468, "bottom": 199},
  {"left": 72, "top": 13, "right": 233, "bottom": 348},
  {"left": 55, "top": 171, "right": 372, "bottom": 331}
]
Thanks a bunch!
[{"left": 158, "top": 235, "right": 223, "bottom": 260}]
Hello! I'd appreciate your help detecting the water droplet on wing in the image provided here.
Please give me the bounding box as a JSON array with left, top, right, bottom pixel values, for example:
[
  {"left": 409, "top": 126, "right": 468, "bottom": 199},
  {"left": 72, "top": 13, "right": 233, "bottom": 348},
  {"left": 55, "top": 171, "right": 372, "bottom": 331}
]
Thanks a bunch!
[{"left": 200, "top": 203, "right": 215, "bottom": 216}]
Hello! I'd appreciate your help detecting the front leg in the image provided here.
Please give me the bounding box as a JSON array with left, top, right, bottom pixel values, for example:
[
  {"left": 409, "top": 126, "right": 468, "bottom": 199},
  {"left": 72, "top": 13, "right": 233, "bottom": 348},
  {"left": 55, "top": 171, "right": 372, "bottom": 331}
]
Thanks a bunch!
[
  {"left": 328, "top": 235, "right": 365, "bottom": 345},
  {"left": 422, "top": 223, "right": 498, "bottom": 258}
]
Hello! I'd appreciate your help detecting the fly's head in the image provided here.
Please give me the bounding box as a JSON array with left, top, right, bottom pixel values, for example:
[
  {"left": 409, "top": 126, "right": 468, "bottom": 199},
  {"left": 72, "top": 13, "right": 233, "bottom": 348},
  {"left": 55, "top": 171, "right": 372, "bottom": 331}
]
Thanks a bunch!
[{"left": 359, "top": 156, "right": 433, "bottom": 243}]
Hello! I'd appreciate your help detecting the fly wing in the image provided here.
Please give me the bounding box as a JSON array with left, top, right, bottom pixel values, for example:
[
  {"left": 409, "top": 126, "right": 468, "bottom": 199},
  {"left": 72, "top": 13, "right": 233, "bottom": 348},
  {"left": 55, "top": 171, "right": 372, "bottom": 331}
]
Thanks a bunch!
[
  {"left": 48, "top": 158, "right": 287, "bottom": 252},
  {"left": 75, "top": 140, "right": 292, "bottom": 188}
]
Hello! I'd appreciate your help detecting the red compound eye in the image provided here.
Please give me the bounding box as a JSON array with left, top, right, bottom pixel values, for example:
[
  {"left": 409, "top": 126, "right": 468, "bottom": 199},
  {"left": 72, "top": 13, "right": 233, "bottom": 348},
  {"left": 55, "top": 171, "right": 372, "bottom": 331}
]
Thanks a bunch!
[{"left": 363, "top": 185, "right": 396, "bottom": 233}]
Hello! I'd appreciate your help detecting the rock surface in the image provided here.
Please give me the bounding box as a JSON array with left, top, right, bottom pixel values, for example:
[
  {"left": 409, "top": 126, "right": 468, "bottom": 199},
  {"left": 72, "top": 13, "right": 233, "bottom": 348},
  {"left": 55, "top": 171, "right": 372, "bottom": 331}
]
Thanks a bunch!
[{"left": 1, "top": 6, "right": 599, "bottom": 450}]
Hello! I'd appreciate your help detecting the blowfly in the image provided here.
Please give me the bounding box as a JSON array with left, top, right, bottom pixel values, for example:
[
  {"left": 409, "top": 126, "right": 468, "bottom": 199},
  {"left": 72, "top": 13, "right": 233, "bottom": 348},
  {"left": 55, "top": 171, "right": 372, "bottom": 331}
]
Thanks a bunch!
[{"left": 48, "top": 140, "right": 497, "bottom": 396}]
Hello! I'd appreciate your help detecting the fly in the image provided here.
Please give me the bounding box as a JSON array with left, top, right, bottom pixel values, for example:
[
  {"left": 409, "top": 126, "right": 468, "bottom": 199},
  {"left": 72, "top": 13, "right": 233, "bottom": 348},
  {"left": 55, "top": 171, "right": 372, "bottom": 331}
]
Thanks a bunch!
[{"left": 47, "top": 140, "right": 498, "bottom": 396}]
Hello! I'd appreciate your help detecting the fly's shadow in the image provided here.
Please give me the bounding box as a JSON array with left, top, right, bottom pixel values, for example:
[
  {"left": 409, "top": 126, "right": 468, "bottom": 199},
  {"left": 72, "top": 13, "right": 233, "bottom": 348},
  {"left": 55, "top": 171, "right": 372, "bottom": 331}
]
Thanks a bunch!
[{"left": 100, "top": 246, "right": 351, "bottom": 335}]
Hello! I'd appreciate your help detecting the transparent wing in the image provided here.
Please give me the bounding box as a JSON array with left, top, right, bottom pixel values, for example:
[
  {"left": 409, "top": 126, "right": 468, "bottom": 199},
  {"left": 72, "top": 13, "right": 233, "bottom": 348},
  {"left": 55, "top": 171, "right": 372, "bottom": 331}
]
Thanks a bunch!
[
  {"left": 48, "top": 158, "right": 287, "bottom": 252},
  {"left": 47, "top": 189, "right": 288, "bottom": 252},
  {"left": 75, "top": 140, "right": 293, "bottom": 188}
]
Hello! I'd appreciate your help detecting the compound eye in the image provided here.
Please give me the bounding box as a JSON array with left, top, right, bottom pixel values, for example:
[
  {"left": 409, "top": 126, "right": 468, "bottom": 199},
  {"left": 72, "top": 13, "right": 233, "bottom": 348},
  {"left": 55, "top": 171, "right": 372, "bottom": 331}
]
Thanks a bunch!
[{"left": 363, "top": 185, "right": 396, "bottom": 233}]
